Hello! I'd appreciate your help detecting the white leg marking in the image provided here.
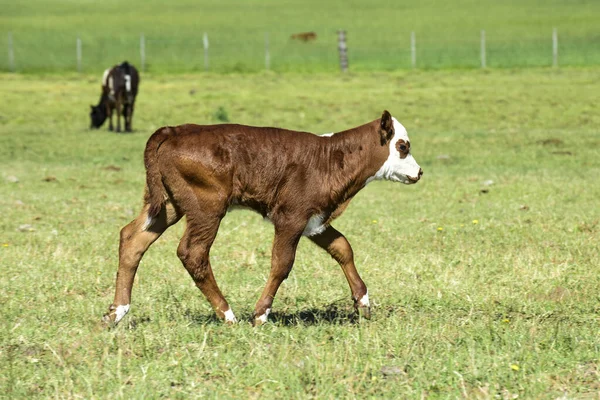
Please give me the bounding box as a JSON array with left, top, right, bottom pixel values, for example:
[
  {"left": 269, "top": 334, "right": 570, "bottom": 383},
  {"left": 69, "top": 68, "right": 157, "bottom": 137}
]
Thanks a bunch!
[
  {"left": 256, "top": 308, "right": 271, "bottom": 324},
  {"left": 358, "top": 291, "right": 370, "bottom": 307},
  {"left": 114, "top": 304, "right": 130, "bottom": 323},
  {"left": 224, "top": 309, "right": 237, "bottom": 323}
]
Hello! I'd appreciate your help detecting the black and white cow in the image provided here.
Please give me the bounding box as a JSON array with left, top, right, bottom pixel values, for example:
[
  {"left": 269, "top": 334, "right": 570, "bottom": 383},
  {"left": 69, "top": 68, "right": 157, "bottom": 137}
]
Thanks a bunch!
[{"left": 90, "top": 61, "right": 140, "bottom": 132}]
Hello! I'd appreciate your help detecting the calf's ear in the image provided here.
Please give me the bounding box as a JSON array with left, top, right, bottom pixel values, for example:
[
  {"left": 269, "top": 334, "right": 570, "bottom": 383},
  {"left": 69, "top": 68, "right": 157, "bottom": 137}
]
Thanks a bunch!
[{"left": 379, "top": 110, "right": 394, "bottom": 145}]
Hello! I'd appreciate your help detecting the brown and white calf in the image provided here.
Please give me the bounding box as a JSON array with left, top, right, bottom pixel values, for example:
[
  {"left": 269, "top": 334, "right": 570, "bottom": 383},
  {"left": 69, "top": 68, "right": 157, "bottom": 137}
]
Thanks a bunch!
[{"left": 103, "top": 110, "right": 422, "bottom": 326}]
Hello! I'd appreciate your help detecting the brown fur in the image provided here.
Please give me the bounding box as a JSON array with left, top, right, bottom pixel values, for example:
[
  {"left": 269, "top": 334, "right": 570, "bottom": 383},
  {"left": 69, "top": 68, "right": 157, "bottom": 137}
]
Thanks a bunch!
[
  {"left": 290, "top": 32, "right": 317, "bottom": 42},
  {"left": 104, "top": 111, "right": 408, "bottom": 325}
]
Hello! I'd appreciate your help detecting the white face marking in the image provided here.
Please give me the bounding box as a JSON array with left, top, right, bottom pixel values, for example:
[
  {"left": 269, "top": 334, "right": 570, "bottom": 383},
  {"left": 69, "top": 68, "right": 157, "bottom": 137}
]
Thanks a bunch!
[
  {"left": 302, "top": 213, "right": 327, "bottom": 237},
  {"left": 366, "top": 117, "right": 421, "bottom": 185},
  {"left": 256, "top": 308, "right": 271, "bottom": 324},
  {"left": 114, "top": 304, "right": 130, "bottom": 323},
  {"left": 223, "top": 308, "right": 237, "bottom": 323},
  {"left": 320, "top": 132, "right": 334, "bottom": 137},
  {"left": 358, "top": 291, "right": 370, "bottom": 307}
]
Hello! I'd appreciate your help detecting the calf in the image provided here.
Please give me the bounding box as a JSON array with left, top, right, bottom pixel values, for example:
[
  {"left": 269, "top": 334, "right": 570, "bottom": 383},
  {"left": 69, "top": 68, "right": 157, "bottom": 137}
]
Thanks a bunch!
[
  {"left": 90, "top": 61, "right": 140, "bottom": 132},
  {"left": 103, "top": 111, "right": 422, "bottom": 326}
]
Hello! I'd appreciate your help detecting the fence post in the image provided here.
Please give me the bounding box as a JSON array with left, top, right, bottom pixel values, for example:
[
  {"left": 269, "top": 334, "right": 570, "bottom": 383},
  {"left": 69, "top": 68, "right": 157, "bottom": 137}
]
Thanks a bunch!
[
  {"left": 76, "top": 37, "right": 82, "bottom": 72},
  {"left": 552, "top": 28, "right": 558, "bottom": 67},
  {"left": 140, "top": 34, "right": 146, "bottom": 72},
  {"left": 337, "top": 30, "right": 348, "bottom": 72},
  {"left": 410, "top": 31, "right": 416, "bottom": 69},
  {"left": 480, "top": 30, "right": 486, "bottom": 68},
  {"left": 203, "top": 32, "right": 209, "bottom": 71},
  {"left": 265, "top": 32, "right": 270, "bottom": 70},
  {"left": 8, "top": 32, "right": 14, "bottom": 72}
]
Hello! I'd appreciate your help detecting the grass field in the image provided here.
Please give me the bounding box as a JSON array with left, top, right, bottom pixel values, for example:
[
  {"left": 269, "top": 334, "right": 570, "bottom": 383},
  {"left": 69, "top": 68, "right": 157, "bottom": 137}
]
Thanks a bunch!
[
  {"left": 1, "top": 0, "right": 600, "bottom": 73},
  {"left": 1, "top": 67, "right": 600, "bottom": 398}
]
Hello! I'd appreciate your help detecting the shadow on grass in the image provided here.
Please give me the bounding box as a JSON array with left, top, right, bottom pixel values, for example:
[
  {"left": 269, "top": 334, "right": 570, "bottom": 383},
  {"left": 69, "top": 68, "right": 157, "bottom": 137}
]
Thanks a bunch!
[
  {"left": 270, "top": 304, "right": 359, "bottom": 326},
  {"left": 179, "top": 302, "right": 360, "bottom": 326}
]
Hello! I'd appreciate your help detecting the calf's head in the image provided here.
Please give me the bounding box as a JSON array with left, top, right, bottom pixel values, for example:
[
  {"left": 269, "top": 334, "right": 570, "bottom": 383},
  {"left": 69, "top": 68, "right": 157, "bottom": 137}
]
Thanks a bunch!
[
  {"left": 369, "top": 110, "right": 423, "bottom": 184},
  {"left": 89, "top": 104, "right": 107, "bottom": 129}
]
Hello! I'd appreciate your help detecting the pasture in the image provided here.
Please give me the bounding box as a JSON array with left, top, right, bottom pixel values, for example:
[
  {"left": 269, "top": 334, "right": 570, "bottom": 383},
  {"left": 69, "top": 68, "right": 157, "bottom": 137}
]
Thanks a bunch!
[
  {"left": 1, "top": 68, "right": 600, "bottom": 398},
  {"left": 2, "top": 0, "right": 600, "bottom": 72}
]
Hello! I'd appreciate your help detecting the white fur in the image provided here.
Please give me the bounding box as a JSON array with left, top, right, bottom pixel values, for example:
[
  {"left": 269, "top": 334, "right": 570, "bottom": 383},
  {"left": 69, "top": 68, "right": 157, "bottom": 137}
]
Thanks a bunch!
[
  {"left": 256, "top": 308, "right": 271, "bottom": 324},
  {"left": 320, "top": 132, "right": 334, "bottom": 137},
  {"left": 125, "top": 75, "right": 131, "bottom": 92},
  {"left": 302, "top": 213, "right": 326, "bottom": 237},
  {"left": 114, "top": 304, "right": 130, "bottom": 323},
  {"left": 358, "top": 291, "right": 370, "bottom": 307},
  {"left": 366, "top": 117, "right": 421, "bottom": 185},
  {"left": 224, "top": 309, "right": 237, "bottom": 323},
  {"left": 108, "top": 76, "right": 115, "bottom": 97},
  {"left": 102, "top": 69, "right": 110, "bottom": 86},
  {"left": 142, "top": 216, "right": 154, "bottom": 231}
]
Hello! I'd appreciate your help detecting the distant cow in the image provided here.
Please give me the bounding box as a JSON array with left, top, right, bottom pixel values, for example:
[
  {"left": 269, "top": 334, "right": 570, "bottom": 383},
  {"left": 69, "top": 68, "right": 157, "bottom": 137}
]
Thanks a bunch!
[
  {"left": 103, "top": 111, "right": 423, "bottom": 326},
  {"left": 290, "top": 31, "right": 317, "bottom": 42},
  {"left": 90, "top": 61, "right": 140, "bottom": 132}
]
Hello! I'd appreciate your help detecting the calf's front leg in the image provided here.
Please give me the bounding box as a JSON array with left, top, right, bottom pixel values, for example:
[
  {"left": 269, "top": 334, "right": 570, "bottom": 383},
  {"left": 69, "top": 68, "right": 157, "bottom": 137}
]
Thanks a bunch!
[
  {"left": 309, "top": 225, "right": 370, "bottom": 318},
  {"left": 253, "top": 227, "right": 302, "bottom": 326},
  {"left": 115, "top": 100, "right": 122, "bottom": 133},
  {"left": 107, "top": 104, "right": 114, "bottom": 131}
]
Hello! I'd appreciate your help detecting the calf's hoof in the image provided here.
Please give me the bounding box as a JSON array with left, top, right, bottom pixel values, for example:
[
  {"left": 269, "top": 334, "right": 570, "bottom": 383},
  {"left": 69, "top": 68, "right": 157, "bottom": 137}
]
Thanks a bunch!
[
  {"left": 252, "top": 309, "right": 271, "bottom": 326},
  {"left": 102, "top": 309, "right": 116, "bottom": 326},
  {"left": 354, "top": 291, "right": 371, "bottom": 320},
  {"left": 102, "top": 304, "right": 130, "bottom": 325},
  {"left": 222, "top": 309, "right": 238, "bottom": 325},
  {"left": 357, "top": 305, "right": 371, "bottom": 320}
]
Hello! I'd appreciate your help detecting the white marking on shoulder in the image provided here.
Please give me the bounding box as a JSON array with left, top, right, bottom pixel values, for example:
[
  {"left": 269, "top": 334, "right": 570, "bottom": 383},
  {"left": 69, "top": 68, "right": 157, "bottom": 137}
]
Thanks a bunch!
[
  {"left": 320, "top": 132, "right": 334, "bottom": 137},
  {"left": 108, "top": 76, "right": 115, "bottom": 96},
  {"left": 358, "top": 291, "right": 370, "bottom": 307},
  {"left": 224, "top": 308, "right": 237, "bottom": 323},
  {"left": 125, "top": 75, "right": 131, "bottom": 92},
  {"left": 142, "top": 216, "right": 154, "bottom": 231},
  {"left": 256, "top": 308, "right": 271, "bottom": 324},
  {"left": 114, "top": 304, "right": 130, "bottom": 323},
  {"left": 302, "top": 214, "right": 327, "bottom": 237},
  {"left": 102, "top": 69, "right": 110, "bottom": 86}
]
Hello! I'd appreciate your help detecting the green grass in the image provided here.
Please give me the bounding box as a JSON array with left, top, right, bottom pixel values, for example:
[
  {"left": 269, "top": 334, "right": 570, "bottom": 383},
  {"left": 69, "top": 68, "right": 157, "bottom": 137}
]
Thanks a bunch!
[
  {"left": 1, "top": 68, "right": 600, "bottom": 398},
  {"left": 1, "top": 0, "right": 600, "bottom": 73}
]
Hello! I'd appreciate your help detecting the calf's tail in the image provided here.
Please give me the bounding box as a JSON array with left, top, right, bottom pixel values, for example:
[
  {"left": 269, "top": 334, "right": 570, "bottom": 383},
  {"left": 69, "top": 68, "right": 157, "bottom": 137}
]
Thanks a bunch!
[{"left": 144, "top": 127, "right": 173, "bottom": 218}]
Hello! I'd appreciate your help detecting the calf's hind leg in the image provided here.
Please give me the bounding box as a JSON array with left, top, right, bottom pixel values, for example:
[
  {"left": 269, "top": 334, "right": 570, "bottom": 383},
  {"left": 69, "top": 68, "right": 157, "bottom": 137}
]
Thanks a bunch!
[
  {"left": 309, "top": 226, "right": 370, "bottom": 318},
  {"left": 103, "top": 202, "right": 181, "bottom": 324},
  {"left": 177, "top": 214, "right": 237, "bottom": 323}
]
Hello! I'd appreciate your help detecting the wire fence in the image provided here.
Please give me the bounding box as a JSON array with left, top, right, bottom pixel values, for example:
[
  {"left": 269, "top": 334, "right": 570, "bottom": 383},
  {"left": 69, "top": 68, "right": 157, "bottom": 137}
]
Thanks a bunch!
[{"left": 4, "top": 29, "right": 600, "bottom": 74}]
